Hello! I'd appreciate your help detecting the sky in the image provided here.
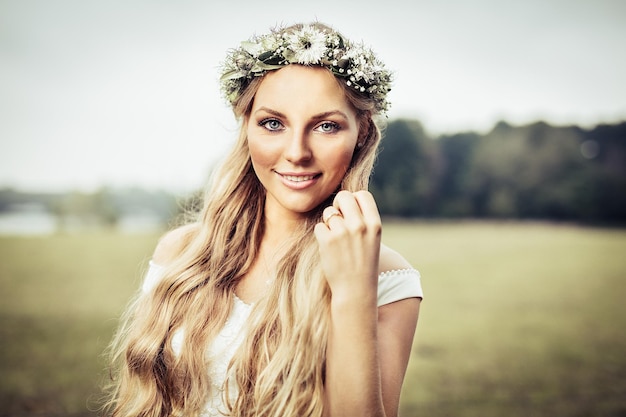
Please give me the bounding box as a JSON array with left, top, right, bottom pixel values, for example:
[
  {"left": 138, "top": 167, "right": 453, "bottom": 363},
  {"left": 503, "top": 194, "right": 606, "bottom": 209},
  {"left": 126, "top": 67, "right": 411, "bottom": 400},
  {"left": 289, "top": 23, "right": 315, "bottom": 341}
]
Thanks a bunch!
[{"left": 1, "top": 0, "right": 625, "bottom": 193}]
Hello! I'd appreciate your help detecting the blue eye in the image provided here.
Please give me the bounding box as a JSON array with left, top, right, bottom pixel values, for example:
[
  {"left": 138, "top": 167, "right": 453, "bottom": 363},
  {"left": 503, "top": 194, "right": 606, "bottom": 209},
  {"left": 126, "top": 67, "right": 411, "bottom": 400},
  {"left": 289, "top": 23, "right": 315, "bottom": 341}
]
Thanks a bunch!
[
  {"left": 260, "top": 119, "right": 283, "bottom": 131},
  {"left": 316, "top": 122, "right": 340, "bottom": 133}
]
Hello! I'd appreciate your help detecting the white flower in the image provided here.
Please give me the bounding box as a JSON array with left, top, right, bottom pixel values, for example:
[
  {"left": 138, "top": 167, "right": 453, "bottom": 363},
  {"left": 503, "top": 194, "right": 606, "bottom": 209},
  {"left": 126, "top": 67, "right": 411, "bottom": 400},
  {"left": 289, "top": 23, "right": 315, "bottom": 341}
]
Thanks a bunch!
[
  {"left": 241, "top": 41, "right": 263, "bottom": 57},
  {"left": 260, "top": 33, "right": 282, "bottom": 52},
  {"left": 286, "top": 25, "right": 328, "bottom": 64},
  {"left": 220, "top": 24, "right": 393, "bottom": 113}
]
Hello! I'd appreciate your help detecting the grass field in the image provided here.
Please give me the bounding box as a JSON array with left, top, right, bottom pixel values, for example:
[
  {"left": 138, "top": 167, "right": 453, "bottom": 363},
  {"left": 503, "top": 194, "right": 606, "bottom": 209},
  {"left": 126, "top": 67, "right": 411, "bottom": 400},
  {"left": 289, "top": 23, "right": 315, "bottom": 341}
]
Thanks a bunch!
[{"left": 0, "top": 222, "right": 624, "bottom": 416}]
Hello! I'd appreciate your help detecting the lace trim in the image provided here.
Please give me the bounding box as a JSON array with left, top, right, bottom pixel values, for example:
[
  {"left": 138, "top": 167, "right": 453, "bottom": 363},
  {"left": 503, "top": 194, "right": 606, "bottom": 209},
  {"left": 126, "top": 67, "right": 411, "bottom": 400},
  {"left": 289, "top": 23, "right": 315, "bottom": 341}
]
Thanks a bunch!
[
  {"left": 233, "top": 293, "right": 254, "bottom": 308},
  {"left": 378, "top": 268, "right": 418, "bottom": 278}
]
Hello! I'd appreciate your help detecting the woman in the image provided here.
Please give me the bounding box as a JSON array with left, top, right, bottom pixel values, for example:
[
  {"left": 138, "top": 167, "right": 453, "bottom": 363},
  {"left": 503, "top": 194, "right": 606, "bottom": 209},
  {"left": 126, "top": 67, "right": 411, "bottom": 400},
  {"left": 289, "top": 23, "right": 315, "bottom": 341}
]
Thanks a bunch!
[{"left": 104, "top": 22, "right": 423, "bottom": 417}]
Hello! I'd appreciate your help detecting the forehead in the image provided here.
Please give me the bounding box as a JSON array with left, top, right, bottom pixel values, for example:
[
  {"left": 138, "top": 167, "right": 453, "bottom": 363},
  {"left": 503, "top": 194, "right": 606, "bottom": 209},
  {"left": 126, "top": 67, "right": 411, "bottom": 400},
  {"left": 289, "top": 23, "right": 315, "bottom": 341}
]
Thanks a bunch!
[{"left": 251, "top": 65, "right": 355, "bottom": 117}]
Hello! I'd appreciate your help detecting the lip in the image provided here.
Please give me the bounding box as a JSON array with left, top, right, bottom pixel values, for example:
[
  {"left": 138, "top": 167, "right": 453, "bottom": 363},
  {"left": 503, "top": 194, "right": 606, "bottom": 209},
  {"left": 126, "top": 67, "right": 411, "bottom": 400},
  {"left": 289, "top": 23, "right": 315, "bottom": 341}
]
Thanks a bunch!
[{"left": 275, "top": 171, "right": 321, "bottom": 190}]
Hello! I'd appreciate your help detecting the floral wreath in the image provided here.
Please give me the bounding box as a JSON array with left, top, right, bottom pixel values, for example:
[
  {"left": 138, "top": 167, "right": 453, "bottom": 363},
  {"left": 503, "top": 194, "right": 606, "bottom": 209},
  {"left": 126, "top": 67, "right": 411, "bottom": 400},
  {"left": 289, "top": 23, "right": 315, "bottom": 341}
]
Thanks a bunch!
[{"left": 219, "top": 24, "right": 393, "bottom": 114}]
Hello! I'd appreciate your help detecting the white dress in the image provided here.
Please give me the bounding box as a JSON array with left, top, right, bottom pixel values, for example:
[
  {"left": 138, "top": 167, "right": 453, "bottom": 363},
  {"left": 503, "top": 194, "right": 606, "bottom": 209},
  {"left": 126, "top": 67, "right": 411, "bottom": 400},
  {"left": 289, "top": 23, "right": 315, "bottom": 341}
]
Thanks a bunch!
[{"left": 142, "top": 261, "right": 423, "bottom": 416}]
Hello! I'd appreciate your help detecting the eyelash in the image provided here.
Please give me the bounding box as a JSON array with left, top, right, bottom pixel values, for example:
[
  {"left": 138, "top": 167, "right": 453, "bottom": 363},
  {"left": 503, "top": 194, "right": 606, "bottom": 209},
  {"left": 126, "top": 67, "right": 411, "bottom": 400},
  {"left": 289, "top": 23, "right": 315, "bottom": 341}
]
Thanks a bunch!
[
  {"left": 259, "top": 118, "right": 283, "bottom": 131},
  {"left": 258, "top": 119, "right": 341, "bottom": 134},
  {"left": 316, "top": 121, "right": 341, "bottom": 133}
]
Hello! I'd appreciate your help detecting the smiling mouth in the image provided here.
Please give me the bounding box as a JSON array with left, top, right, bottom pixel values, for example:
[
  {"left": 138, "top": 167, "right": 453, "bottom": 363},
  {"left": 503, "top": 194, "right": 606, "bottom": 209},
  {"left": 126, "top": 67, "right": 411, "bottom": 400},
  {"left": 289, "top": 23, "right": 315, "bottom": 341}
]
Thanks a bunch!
[{"left": 280, "top": 174, "right": 320, "bottom": 182}]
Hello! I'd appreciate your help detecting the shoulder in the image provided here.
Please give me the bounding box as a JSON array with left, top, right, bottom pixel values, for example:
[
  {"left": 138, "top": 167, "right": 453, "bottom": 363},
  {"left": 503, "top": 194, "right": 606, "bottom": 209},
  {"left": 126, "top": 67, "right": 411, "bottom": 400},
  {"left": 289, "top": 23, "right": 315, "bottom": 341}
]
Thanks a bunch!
[
  {"left": 378, "top": 243, "right": 413, "bottom": 275},
  {"left": 152, "top": 222, "right": 200, "bottom": 266},
  {"left": 376, "top": 244, "right": 423, "bottom": 306}
]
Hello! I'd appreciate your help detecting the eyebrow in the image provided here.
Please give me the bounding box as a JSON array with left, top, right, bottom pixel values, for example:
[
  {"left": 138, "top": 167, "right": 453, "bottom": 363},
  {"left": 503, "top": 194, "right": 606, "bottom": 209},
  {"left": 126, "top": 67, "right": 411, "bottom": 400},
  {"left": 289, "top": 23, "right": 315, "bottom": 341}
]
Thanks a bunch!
[{"left": 254, "top": 107, "right": 349, "bottom": 121}]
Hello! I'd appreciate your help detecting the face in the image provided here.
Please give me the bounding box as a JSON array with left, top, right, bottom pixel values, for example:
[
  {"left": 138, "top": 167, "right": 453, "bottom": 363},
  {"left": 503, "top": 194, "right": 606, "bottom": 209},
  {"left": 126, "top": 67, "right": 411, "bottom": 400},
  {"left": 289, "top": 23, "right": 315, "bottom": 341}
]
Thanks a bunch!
[{"left": 246, "top": 65, "right": 359, "bottom": 220}]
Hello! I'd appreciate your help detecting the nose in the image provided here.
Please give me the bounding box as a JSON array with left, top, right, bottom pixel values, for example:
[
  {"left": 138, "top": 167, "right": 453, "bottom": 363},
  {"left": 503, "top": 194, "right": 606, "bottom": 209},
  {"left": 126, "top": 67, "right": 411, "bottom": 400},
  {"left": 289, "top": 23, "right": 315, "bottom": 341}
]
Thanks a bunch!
[{"left": 284, "top": 129, "right": 312, "bottom": 164}]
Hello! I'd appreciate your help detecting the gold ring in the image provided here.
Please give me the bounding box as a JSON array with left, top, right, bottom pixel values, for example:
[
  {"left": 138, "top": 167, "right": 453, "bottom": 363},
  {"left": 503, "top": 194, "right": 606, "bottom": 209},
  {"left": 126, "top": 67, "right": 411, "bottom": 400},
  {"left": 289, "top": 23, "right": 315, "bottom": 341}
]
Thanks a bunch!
[{"left": 323, "top": 209, "right": 342, "bottom": 225}]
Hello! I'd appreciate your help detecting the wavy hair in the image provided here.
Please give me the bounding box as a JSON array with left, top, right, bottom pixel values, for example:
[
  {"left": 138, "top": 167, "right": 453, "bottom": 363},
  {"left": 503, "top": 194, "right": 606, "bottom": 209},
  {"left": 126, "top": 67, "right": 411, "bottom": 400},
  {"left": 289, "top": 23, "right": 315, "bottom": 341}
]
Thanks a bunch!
[{"left": 102, "top": 22, "right": 384, "bottom": 417}]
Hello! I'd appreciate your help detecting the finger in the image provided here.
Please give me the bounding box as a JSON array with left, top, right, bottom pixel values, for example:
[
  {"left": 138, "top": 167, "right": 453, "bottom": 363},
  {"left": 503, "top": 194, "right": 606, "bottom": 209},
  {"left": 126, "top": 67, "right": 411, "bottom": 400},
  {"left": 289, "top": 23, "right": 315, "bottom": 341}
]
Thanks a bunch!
[
  {"left": 322, "top": 206, "right": 342, "bottom": 226},
  {"left": 353, "top": 191, "right": 381, "bottom": 225},
  {"left": 332, "top": 191, "right": 363, "bottom": 226},
  {"left": 314, "top": 222, "right": 330, "bottom": 241}
]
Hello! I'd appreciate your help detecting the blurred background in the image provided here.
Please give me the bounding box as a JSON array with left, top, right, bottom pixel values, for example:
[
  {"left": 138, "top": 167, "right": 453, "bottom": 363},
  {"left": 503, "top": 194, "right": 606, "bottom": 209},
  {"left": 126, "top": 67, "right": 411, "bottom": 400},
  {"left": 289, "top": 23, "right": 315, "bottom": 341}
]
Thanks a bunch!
[{"left": 0, "top": 0, "right": 624, "bottom": 416}]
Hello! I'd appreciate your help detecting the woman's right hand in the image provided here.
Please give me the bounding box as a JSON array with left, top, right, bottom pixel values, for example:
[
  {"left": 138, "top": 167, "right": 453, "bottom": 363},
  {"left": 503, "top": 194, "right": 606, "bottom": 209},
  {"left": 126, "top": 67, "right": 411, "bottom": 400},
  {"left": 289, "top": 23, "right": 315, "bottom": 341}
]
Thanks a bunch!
[{"left": 313, "top": 190, "right": 382, "bottom": 304}]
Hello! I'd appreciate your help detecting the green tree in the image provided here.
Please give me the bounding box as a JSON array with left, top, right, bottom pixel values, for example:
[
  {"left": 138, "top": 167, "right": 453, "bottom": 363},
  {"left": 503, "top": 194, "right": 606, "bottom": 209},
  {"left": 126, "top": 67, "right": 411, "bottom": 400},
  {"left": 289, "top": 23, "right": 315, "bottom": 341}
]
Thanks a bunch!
[
  {"left": 371, "top": 119, "right": 440, "bottom": 216},
  {"left": 435, "top": 132, "right": 481, "bottom": 217}
]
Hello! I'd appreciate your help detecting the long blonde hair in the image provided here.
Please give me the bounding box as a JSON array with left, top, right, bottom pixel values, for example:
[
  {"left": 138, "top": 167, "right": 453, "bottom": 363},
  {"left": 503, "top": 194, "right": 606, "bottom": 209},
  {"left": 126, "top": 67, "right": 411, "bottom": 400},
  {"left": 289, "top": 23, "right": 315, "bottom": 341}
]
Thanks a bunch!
[{"left": 103, "top": 23, "right": 383, "bottom": 417}]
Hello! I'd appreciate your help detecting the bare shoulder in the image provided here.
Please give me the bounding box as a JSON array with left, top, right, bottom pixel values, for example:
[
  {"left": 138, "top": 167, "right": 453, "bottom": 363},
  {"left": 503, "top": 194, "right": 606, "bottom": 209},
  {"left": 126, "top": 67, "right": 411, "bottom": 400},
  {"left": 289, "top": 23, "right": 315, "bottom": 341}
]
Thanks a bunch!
[
  {"left": 152, "top": 223, "right": 200, "bottom": 266},
  {"left": 378, "top": 243, "right": 414, "bottom": 275}
]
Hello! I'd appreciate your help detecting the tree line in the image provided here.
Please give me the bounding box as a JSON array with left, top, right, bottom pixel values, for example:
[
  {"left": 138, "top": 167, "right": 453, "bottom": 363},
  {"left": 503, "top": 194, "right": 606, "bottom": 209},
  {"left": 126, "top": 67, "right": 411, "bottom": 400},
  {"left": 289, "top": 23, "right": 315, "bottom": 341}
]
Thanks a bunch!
[
  {"left": 371, "top": 119, "right": 626, "bottom": 224},
  {"left": 0, "top": 187, "right": 179, "bottom": 231},
  {"left": 1, "top": 118, "right": 624, "bottom": 229}
]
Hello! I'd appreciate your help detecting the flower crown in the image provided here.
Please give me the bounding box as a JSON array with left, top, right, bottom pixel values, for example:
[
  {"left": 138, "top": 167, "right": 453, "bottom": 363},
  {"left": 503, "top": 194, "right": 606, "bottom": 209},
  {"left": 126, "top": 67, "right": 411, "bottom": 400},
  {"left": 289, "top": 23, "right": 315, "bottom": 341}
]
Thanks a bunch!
[{"left": 219, "top": 24, "right": 393, "bottom": 113}]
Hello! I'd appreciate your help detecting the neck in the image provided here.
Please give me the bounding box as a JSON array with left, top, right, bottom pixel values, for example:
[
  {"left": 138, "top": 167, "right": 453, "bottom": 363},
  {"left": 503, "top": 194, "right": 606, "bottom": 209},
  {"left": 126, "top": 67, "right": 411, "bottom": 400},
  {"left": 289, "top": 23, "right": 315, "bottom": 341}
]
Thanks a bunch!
[
  {"left": 235, "top": 209, "right": 301, "bottom": 300},
  {"left": 261, "top": 211, "right": 302, "bottom": 249}
]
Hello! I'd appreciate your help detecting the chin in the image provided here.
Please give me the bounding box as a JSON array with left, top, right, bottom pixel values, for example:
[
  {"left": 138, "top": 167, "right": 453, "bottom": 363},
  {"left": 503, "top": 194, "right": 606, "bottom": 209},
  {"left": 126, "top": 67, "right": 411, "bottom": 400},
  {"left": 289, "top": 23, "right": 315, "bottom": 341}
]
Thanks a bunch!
[{"left": 280, "top": 198, "right": 326, "bottom": 217}]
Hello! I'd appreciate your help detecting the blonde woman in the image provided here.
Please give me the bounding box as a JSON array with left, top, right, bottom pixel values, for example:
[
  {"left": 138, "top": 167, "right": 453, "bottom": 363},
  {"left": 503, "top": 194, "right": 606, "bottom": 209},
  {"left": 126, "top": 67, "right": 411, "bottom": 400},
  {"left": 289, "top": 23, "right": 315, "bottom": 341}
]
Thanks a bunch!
[{"left": 104, "top": 22, "right": 423, "bottom": 417}]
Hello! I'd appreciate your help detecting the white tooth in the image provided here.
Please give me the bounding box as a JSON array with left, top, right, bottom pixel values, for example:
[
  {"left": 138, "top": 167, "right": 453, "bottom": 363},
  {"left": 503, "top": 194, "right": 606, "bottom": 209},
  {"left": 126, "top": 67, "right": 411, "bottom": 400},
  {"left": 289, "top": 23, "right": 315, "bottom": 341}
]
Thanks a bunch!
[{"left": 284, "top": 175, "right": 313, "bottom": 182}]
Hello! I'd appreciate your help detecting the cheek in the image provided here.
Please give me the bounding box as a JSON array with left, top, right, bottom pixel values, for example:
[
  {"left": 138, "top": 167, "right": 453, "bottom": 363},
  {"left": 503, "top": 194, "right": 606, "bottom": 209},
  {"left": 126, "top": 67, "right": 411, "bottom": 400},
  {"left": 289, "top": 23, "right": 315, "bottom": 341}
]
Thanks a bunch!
[
  {"left": 328, "top": 147, "right": 356, "bottom": 178},
  {"left": 247, "top": 137, "right": 276, "bottom": 170}
]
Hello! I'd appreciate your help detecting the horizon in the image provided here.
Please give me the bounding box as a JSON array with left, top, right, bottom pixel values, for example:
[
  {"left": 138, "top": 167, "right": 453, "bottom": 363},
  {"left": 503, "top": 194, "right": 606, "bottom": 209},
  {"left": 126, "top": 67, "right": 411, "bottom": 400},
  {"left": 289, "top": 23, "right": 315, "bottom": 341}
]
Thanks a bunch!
[
  {"left": 2, "top": 0, "right": 625, "bottom": 192},
  {"left": 2, "top": 116, "right": 622, "bottom": 195}
]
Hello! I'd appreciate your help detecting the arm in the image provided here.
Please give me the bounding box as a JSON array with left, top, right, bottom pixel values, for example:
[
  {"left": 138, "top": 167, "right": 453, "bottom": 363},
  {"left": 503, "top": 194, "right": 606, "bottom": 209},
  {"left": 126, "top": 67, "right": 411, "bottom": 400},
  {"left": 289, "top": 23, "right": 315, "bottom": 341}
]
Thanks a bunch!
[
  {"left": 314, "top": 191, "right": 420, "bottom": 417},
  {"left": 378, "top": 297, "right": 421, "bottom": 416}
]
